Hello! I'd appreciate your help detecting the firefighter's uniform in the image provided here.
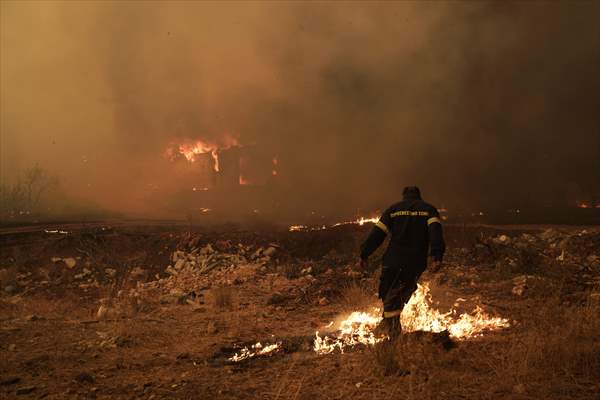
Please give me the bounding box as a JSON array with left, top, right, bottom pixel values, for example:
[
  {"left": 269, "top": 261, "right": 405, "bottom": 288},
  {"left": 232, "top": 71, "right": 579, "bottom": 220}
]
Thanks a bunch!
[{"left": 360, "top": 186, "right": 445, "bottom": 335}]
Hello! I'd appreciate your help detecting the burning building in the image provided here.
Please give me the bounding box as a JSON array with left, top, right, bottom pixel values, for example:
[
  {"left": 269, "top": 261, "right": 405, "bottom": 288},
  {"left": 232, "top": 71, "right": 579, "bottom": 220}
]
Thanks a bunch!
[{"left": 163, "top": 137, "right": 284, "bottom": 219}]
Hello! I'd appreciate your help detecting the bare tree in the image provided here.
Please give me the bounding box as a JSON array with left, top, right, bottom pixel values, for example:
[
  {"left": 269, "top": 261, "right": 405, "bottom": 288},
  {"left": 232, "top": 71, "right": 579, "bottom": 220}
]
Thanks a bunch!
[{"left": 0, "top": 164, "right": 59, "bottom": 218}]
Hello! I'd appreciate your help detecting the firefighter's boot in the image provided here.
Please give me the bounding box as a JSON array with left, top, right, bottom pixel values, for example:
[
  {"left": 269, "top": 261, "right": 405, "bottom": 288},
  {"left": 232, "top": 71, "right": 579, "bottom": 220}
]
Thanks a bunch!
[
  {"left": 374, "top": 316, "right": 401, "bottom": 339},
  {"left": 389, "top": 316, "right": 401, "bottom": 339}
]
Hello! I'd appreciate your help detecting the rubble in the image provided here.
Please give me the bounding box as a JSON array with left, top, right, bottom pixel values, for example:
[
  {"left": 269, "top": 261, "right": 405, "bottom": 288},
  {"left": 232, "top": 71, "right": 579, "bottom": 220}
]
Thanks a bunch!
[
  {"left": 102, "top": 241, "right": 283, "bottom": 312},
  {"left": 96, "top": 304, "right": 109, "bottom": 320},
  {"left": 15, "top": 386, "right": 36, "bottom": 395},
  {"left": 165, "top": 243, "right": 274, "bottom": 277},
  {"left": 469, "top": 228, "right": 600, "bottom": 278},
  {"left": 4, "top": 285, "right": 18, "bottom": 295},
  {"left": 512, "top": 275, "right": 530, "bottom": 296},
  {"left": 51, "top": 257, "right": 77, "bottom": 269}
]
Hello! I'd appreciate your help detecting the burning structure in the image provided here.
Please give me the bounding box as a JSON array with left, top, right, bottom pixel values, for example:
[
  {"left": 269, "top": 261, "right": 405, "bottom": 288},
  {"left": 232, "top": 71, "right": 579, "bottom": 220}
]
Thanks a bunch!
[{"left": 162, "top": 137, "right": 284, "bottom": 218}]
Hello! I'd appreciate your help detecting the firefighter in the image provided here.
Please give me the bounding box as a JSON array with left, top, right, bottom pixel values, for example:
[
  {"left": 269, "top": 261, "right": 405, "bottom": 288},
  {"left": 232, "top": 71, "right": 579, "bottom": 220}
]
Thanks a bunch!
[{"left": 360, "top": 186, "right": 445, "bottom": 338}]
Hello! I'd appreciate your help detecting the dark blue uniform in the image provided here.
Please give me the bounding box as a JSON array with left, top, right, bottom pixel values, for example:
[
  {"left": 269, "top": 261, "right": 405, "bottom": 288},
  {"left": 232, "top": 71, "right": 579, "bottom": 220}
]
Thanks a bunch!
[{"left": 360, "top": 187, "right": 445, "bottom": 318}]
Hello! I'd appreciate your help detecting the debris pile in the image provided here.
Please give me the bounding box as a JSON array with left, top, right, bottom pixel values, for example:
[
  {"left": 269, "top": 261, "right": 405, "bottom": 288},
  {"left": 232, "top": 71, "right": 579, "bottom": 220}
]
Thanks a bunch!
[
  {"left": 99, "top": 242, "right": 286, "bottom": 314},
  {"left": 165, "top": 243, "right": 278, "bottom": 277},
  {"left": 471, "top": 229, "right": 600, "bottom": 275}
]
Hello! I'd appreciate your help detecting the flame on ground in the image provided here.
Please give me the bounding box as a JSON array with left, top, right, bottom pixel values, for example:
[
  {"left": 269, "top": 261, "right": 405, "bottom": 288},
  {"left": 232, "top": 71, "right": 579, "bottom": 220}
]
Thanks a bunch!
[
  {"left": 577, "top": 201, "right": 600, "bottom": 209},
  {"left": 289, "top": 224, "right": 328, "bottom": 232},
  {"left": 289, "top": 216, "right": 379, "bottom": 232},
  {"left": 228, "top": 341, "right": 281, "bottom": 362},
  {"left": 314, "top": 282, "right": 510, "bottom": 354},
  {"left": 332, "top": 216, "right": 379, "bottom": 227},
  {"left": 314, "top": 311, "right": 382, "bottom": 354}
]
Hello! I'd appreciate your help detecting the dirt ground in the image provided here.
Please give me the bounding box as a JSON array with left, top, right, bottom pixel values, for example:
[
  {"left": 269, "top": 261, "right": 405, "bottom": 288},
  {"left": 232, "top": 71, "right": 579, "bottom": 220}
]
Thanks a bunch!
[{"left": 1, "top": 223, "right": 599, "bottom": 399}]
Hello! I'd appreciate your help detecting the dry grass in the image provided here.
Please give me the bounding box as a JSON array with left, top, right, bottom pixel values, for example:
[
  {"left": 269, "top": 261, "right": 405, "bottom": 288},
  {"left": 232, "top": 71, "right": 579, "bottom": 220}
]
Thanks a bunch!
[
  {"left": 369, "top": 340, "right": 404, "bottom": 377},
  {"left": 212, "top": 286, "right": 234, "bottom": 310},
  {"left": 338, "top": 281, "right": 377, "bottom": 312},
  {"left": 350, "top": 288, "right": 600, "bottom": 399},
  {"left": 489, "top": 290, "right": 600, "bottom": 396}
]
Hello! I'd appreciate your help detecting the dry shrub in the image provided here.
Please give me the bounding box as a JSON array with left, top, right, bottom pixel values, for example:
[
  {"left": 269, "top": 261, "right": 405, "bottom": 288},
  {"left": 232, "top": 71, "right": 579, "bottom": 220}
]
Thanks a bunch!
[
  {"left": 212, "top": 286, "right": 234, "bottom": 310},
  {"left": 339, "top": 281, "right": 376, "bottom": 312}
]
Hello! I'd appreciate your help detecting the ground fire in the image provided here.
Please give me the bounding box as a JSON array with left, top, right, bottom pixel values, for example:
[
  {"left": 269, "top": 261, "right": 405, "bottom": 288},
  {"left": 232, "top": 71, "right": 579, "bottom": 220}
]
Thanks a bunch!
[
  {"left": 227, "top": 281, "right": 510, "bottom": 360},
  {"left": 314, "top": 282, "right": 510, "bottom": 355},
  {"left": 2, "top": 1, "right": 600, "bottom": 399}
]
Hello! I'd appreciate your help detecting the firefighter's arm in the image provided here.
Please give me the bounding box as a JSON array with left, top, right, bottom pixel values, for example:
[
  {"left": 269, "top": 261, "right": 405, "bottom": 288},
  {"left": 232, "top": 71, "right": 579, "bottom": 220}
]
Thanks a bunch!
[
  {"left": 360, "top": 209, "right": 391, "bottom": 262},
  {"left": 427, "top": 209, "right": 446, "bottom": 265}
]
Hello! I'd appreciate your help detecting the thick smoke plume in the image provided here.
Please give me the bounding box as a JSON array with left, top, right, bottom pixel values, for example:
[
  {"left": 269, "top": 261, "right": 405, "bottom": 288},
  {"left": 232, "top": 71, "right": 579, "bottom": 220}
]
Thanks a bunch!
[{"left": 1, "top": 1, "right": 599, "bottom": 219}]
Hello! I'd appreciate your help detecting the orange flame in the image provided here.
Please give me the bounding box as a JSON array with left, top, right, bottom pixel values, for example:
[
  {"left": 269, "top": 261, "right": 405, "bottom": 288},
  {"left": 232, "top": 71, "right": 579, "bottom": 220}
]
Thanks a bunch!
[
  {"left": 290, "top": 215, "right": 379, "bottom": 232},
  {"left": 314, "top": 282, "right": 509, "bottom": 354},
  {"left": 228, "top": 341, "right": 281, "bottom": 362},
  {"left": 577, "top": 201, "right": 600, "bottom": 209},
  {"left": 166, "top": 135, "right": 239, "bottom": 172}
]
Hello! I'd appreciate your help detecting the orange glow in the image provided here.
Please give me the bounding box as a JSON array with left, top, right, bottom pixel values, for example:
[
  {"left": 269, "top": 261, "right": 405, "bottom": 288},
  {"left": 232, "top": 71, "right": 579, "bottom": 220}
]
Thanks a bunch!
[
  {"left": 229, "top": 341, "right": 281, "bottom": 362},
  {"left": 290, "top": 215, "right": 379, "bottom": 232},
  {"left": 239, "top": 176, "right": 251, "bottom": 185},
  {"left": 314, "top": 282, "right": 509, "bottom": 354},
  {"left": 166, "top": 134, "right": 239, "bottom": 172}
]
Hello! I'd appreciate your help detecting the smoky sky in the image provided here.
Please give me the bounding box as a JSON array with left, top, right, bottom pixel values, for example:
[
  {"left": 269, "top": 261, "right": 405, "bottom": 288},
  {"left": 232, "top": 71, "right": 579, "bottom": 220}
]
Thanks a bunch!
[{"left": 1, "top": 1, "right": 599, "bottom": 217}]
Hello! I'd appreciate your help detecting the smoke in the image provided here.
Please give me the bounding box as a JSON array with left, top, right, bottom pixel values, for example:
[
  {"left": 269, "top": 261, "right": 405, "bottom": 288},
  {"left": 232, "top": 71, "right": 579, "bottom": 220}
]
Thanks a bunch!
[{"left": 1, "top": 1, "right": 599, "bottom": 219}]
